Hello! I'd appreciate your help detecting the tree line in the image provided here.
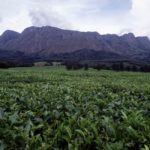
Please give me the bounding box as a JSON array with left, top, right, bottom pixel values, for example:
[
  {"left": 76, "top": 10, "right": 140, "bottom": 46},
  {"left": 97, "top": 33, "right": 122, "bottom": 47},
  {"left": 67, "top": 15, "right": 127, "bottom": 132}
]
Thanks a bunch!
[
  {"left": 1, "top": 60, "right": 150, "bottom": 73},
  {"left": 64, "top": 61, "right": 150, "bottom": 72}
]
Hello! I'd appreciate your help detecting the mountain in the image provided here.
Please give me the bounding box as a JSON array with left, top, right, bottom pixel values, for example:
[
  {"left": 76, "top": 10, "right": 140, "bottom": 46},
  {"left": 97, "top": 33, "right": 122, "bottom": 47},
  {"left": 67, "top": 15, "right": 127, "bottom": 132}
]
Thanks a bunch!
[
  {"left": 37, "top": 49, "right": 123, "bottom": 61},
  {"left": 0, "top": 30, "right": 20, "bottom": 47},
  {"left": 0, "top": 26, "right": 150, "bottom": 62}
]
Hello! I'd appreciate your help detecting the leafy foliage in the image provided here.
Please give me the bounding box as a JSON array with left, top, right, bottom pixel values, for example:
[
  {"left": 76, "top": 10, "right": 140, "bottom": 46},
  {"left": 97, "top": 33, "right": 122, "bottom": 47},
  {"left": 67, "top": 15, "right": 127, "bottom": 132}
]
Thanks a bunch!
[{"left": 0, "top": 67, "right": 150, "bottom": 149}]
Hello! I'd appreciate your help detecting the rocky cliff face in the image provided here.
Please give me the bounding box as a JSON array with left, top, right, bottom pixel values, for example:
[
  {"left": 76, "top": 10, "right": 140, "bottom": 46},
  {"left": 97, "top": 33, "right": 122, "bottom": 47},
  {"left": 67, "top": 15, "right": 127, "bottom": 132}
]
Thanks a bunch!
[
  {"left": 0, "top": 26, "right": 111, "bottom": 54},
  {"left": 0, "top": 30, "right": 20, "bottom": 47},
  {"left": 0, "top": 26, "right": 150, "bottom": 60}
]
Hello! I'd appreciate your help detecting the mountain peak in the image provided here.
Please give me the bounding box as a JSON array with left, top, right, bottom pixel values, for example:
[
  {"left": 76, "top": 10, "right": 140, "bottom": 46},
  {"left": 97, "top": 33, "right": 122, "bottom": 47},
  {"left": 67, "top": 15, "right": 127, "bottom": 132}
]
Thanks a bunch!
[
  {"left": 0, "top": 26, "right": 150, "bottom": 61},
  {"left": 122, "top": 33, "right": 135, "bottom": 39},
  {"left": 22, "top": 26, "right": 65, "bottom": 33},
  {"left": 1, "top": 30, "right": 20, "bottom": 37},
  {"left": 0, "top": 30, "right": 20, "bottom": 45}
]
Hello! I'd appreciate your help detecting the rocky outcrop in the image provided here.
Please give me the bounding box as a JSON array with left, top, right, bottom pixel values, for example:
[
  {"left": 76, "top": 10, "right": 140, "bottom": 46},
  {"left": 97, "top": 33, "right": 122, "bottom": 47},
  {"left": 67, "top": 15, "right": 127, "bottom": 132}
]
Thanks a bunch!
[{"left": 0, "top": 26, "right": 150, "bottom": 61}]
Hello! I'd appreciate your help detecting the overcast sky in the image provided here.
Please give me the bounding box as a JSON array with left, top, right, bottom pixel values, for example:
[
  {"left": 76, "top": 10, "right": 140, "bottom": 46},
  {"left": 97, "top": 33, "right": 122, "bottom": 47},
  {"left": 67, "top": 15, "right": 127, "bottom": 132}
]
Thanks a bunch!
[{"left": 0, "top": 0, "right": 150, "bottom": 37}]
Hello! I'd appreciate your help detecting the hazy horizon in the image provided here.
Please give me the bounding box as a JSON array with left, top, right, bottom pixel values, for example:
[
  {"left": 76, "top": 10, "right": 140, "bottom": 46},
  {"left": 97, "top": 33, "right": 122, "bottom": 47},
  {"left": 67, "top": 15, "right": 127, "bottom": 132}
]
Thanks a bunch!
[{"left": 0, "top": 0, "right": 150, "bottom": 37}]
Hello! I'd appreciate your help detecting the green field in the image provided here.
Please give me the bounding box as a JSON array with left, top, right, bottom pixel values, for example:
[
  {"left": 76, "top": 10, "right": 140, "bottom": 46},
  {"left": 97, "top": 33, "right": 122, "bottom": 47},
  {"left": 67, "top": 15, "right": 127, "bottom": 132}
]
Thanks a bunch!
[{"left": 0, "top": 67, "right": 150, "bottom": 150}]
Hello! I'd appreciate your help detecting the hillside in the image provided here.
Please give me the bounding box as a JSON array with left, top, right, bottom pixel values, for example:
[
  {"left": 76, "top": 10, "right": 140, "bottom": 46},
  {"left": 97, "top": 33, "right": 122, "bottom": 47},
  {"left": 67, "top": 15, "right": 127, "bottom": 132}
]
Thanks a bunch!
[{"left": 0, "top": 26, "right": 150, "bottom": 61}]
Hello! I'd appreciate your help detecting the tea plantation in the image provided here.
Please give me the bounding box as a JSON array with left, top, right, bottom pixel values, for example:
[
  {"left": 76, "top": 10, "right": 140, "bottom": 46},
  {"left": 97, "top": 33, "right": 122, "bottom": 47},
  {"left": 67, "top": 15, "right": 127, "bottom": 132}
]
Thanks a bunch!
[{"left": 0, "top": 67, "right": 150, "bottom": 150}]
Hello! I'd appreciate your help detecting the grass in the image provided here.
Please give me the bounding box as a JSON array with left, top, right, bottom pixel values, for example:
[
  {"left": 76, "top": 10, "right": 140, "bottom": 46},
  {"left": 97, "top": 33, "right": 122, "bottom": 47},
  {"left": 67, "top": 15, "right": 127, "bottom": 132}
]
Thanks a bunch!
[{"left": 0, "top": 66, "right": 150, "bottom": 150}]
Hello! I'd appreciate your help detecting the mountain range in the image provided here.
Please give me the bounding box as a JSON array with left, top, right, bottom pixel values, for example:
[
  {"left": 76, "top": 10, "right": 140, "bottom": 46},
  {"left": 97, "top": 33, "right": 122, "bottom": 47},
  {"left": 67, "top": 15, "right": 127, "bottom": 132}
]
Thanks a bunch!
[{"left": 0, "top": 26, "right": 150, "bottom": 62}]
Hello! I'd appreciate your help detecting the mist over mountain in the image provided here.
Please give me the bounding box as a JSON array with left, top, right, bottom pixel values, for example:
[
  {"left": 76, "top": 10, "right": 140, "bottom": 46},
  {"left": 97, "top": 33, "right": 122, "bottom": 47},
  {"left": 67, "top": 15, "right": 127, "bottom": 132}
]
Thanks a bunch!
[{"left": 0, "top": 26, "right": 150, "bottom": 62}]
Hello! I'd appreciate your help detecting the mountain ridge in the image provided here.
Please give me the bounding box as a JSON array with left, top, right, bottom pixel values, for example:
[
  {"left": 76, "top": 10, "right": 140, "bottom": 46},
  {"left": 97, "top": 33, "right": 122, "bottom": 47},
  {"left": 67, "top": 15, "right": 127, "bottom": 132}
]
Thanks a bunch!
[{"left": 0, "top": 26, "right": 150, "bottom": 61}]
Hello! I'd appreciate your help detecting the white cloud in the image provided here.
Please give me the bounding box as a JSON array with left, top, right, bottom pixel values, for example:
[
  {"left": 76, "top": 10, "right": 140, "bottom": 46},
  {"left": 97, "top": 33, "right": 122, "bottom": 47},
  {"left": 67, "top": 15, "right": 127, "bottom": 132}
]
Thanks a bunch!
[
  {"left": 129, "top": 0, "right": 150, "bottom": 36},
  {"left": 29, "top": 9, "right": 72, "bottom": 29},
  {"left": 0, "top": 11, "right": 32, "bottom": 34},
  {"left": 0, "top": 0, "right": 150, "bottom": 37}
]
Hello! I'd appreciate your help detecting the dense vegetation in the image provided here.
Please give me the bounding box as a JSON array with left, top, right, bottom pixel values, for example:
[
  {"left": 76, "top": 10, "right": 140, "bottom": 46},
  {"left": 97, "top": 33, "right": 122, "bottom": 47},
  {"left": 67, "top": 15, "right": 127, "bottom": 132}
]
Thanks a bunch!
[
  {"left": 1, "top": 57, "right": 150, "bottom": 73},
  {"left": 0, "top": 67, "right": 150, "bottom": 149}
]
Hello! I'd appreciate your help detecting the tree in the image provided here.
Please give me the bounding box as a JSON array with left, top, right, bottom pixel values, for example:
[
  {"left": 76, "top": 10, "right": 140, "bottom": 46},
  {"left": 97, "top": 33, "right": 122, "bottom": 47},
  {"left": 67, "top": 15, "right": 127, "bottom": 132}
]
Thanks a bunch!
[
  {"left": 119, "top": 62, "right": 124, "bottom": 71},
  {"left": 112, "top": 64, "right": 120, "bottom": 71},
  {"left": 132, "top": 65, "right": 137, "bottom": 72},
  {"left": 93, "top": 64, "right": 101, "bottom": 71},
  {"left": 125, "top": 66, "right": 131, "bottom": 71},
  {"left": 84, "top": 64, "right": 89, "bottom": 70},
  {"left": 65, "top": 63, "right": 72, "bottom": 70}
]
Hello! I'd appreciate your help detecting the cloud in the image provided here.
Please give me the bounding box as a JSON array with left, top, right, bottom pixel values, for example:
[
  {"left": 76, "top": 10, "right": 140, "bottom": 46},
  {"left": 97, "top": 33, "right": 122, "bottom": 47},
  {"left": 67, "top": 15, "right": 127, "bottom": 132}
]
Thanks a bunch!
[
  {"left": 119, "top": 28, "right": 133, "bottom": 35},
  {"left": 29, "top": 9, "right": 72, "bottom": 29},
  {"left": 0, "top": 16, "right": 2, "bottom": 23},
  {"left": 128, "top": 0, "right": 150, "bottom": 36},
  {"left": 0, "top": 0, "right": 150, "bottom": 37}
]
